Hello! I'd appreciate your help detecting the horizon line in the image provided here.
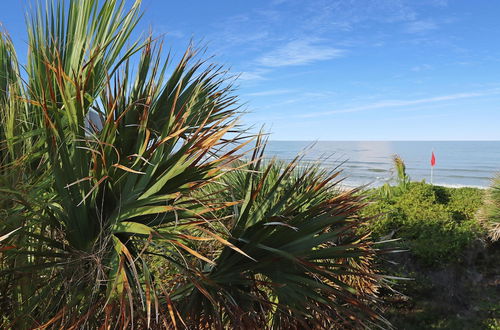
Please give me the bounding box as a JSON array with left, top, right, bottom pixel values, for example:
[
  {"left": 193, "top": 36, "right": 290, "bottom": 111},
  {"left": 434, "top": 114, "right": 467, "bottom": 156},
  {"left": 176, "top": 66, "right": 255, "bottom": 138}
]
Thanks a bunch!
[{"left": 267, "top": 139, "right": 500, "bottom": 142}]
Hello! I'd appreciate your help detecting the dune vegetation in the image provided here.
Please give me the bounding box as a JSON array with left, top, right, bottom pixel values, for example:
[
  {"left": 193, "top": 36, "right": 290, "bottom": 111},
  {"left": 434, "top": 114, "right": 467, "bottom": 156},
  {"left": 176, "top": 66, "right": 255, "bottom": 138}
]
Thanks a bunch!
[
  {"left": 2, "top": 1, "right": 500, "bottom": 329},
  {"left": 482, "top": 174, "right": 500, "bottom": 241},
  {"left": 0, "top": 0, "right": 391, "bottom": 328},
  {"left": 363, "top": 158, "right": 499, "bottom": 329}
]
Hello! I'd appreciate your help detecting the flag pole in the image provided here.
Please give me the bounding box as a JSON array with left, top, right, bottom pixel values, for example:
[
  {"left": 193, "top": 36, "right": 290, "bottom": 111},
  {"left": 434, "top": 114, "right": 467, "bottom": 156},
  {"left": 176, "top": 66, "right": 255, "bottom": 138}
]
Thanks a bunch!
[
  {"left": 430, "top": 150, "right": 435, "bottom": 185},
  {"left": 431, "top": 163, "right": 433, "bottom": 185}
]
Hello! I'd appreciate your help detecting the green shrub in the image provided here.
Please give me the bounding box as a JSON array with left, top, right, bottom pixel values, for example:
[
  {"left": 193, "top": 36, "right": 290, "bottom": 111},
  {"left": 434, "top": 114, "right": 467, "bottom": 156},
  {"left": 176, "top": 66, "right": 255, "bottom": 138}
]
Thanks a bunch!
[
  {"left": 363, "top": 182, "right": 485, "bottom": 265},
  {"left": 448, "top": 187, "right": 485, "bottom": 220}
]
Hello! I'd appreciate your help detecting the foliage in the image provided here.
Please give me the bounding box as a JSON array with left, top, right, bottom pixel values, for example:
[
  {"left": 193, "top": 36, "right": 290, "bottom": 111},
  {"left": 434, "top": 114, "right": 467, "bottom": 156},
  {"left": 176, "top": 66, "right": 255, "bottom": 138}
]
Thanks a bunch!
[
  {"left": 381, "top": 240, "right": 500, "bottom": 330},
  {"left": 166, "top": 146, "right": 390, "bottom": 328},
  {"left": 378, "top": 154, "right": 410, "bottom": 200},
  {"left": 392, "top": 154, "right": 410, "bottom": 191},
  {"left": 363, "top": 157, "right": 497, "bottom": 329},
  {"left": 482, "top": 174, "right": 500, "bottom": 241},
  {"left": 0, "top": 0, "right": 388, "bottom": 328},
  {"left": 363, "top": 182, "right": 485, "bottom": 266}
]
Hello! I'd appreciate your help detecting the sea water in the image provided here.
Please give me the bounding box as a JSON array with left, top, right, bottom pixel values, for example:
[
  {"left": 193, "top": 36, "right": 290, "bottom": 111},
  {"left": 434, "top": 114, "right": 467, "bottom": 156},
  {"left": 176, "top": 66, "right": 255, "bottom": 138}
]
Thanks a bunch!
[{"left": 262, "top": 141, "right": 500, "bottom": 188}]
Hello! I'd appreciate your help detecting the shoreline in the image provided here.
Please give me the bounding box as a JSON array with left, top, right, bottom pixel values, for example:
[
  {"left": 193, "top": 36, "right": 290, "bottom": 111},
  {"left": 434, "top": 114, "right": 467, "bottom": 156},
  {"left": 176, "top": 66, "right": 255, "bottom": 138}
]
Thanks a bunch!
[{"left": 338, "top": 180, "right": 489, "bottom": 190}]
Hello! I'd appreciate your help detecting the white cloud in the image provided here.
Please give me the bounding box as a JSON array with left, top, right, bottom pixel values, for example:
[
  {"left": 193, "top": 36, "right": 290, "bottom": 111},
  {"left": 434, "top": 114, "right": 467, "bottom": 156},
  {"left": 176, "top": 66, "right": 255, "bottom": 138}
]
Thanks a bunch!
[
  {"left": 390, "top": 113, "right": 449, "bottom": 121},
  {"left": 406, "top": 20, "right": 438, "bottom": 33},
  {"left": 257, "top": 39, "right": 344, "bottom": 67},
  {"left": 298, "top": 88, "right": 500, "bottom": 118},
  {"left": 411, "top": 64, "right": 432, "bottom": 72},
  {"left": 167, "top": 30, "right": 185, "bottom": 38},
  {"left": 246, "top": 89, "right": 294, "bottom": 96},
  {"left": 238, "top": 71, "right": 267, "bottom": 81},
  {"left": 429, "top": 0, "right": 448, "bottom": 7},
  {"left": 155, "top": 25, "right": 185, "bottom": 39}
]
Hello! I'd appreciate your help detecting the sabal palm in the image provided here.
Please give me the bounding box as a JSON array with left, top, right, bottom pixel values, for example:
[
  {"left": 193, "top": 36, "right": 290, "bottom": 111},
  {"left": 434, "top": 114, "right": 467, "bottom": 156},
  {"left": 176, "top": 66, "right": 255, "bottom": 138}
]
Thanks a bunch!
[{"left": 0, "top": 0, "right": 389, "bottom": 328}]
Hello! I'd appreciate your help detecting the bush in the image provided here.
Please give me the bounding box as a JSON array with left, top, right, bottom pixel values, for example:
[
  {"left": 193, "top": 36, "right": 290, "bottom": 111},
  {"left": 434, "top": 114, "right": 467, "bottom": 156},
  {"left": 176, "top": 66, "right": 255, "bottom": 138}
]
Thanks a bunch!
[{"left": 363, "top": 182, "right": 485, "bottom": 265}]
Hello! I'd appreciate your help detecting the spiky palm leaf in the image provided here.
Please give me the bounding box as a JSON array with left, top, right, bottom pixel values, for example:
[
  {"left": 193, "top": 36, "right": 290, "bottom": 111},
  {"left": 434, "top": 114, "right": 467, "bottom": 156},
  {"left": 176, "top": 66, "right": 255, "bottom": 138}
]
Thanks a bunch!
[
  {"left": 174, "top": 139, "right": 388, "bottom": 329},
  {"left": 1, "top": 0, "right": 248, "bottom": 327},
  {"left": 0, "top": 0, "right": 389, "bottom": 328}
]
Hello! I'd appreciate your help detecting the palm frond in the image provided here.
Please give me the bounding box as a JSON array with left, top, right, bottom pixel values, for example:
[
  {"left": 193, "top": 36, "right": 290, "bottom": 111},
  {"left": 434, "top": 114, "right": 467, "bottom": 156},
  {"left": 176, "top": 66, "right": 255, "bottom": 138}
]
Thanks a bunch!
[
  {"left": 0, "top": 0, "right": 390, "bottom": 328},
  {"left": 173, "top": 139, "right": 389, "bottom": 329}
]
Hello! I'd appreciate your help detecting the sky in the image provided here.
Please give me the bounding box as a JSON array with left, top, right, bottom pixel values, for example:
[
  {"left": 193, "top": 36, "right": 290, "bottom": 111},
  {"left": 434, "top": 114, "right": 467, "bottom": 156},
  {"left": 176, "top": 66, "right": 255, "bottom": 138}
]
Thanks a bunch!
[{"left": 1, "top": 0, "right": 500, "bottom": 140}]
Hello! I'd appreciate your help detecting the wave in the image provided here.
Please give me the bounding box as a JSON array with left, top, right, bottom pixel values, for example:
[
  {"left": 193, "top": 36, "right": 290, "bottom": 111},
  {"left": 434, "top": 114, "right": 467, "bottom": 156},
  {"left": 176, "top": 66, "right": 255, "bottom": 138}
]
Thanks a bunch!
[
  {"left": 338, "top": 180, "right": 488, "bottom": 190},
  {"left": 366, "top": 168, "right": 388, "bottom": 173},
  {"left": 426, "top": 183, "right": 488, "bottom": 189}
]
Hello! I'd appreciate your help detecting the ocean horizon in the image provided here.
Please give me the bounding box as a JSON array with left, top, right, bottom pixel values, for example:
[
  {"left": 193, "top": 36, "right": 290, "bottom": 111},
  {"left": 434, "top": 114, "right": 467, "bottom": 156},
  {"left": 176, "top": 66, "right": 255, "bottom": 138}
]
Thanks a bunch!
[{"left": 261, "top": 140, "right": 500, "bottom": 189}]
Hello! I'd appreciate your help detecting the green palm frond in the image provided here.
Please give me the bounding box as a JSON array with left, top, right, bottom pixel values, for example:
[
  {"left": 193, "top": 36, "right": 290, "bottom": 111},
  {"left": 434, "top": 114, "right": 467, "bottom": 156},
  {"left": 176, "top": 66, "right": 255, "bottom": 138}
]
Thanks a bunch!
[
  {"left": 0, "top": 0, "right": 390, "bottom": 328},
  {"left": 174, "top": 139, "right": 389, "bottom": 329}
]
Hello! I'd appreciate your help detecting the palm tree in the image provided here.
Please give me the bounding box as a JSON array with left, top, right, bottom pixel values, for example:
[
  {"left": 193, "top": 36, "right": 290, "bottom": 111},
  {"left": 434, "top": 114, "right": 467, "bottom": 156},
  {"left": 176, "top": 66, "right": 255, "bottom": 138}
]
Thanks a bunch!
[{"left": 0, "top": 0, "right": 389, "bottom": 328}]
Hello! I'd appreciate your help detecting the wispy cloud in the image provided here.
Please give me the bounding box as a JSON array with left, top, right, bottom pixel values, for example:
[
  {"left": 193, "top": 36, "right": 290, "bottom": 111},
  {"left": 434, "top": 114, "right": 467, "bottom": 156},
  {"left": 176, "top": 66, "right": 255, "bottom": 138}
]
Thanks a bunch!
[
  {"left": 257, "top": 39, "right": 344, "bottom": 67},
  {"left": 429, "top": 0, "right": 448, "bottom": 7},
  {"left": 246, "top": 89, "right": 294, "bottom": 96},
  {"left": 270, "top": 0, "right": 287, "bottom": 5},
  {"left": 390, "top": 113, "right": 450, "bottom": 121},
  {"left": 166, "top": 30, "right": 185, "bottom": 38},
  {"left": 237, "top": 69, "right": 269, "bottom": 81},
  {"left": 154, "top": 24, "right": 186, "bottom": 39},
  {"left": 298, "top": 88, "right": 500, "bottom": 118},
  {"left": 406, "top": 20, "right": 438, "bottom": 33},
  {"left": 411, "top": 64, "right": 433, "bottom": 72}
]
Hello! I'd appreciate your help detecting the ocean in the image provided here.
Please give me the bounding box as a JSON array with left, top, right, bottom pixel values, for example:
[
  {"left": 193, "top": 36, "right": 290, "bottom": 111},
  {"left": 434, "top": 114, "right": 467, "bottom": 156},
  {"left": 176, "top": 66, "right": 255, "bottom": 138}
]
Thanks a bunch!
[{"left": 261, "top": 141, "right": 500, "bottom": 189}]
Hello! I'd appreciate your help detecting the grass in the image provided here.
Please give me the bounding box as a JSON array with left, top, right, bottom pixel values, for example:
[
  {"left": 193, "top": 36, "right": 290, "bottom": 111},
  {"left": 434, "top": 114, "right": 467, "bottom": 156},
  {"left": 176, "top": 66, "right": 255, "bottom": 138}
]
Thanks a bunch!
[{"left": 481, "top": 174, "right": 500, "bottom": 241}]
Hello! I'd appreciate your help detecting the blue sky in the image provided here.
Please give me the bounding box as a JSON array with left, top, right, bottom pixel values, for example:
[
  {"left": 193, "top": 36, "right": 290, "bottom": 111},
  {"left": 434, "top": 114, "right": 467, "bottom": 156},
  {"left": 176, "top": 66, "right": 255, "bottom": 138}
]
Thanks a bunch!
[{"left": 2, "top": 0, "right": 500, "bottom": 140}]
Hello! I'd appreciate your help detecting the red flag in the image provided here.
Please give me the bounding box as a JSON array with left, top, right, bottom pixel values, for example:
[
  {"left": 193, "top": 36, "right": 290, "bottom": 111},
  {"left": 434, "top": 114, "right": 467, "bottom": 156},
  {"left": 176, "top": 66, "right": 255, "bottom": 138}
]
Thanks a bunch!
[{"left": 431, "top": 151, "right": 436, "bottom": 167}]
